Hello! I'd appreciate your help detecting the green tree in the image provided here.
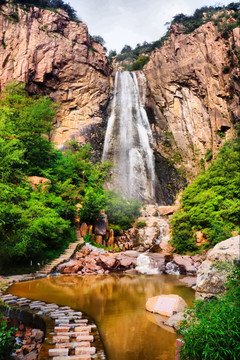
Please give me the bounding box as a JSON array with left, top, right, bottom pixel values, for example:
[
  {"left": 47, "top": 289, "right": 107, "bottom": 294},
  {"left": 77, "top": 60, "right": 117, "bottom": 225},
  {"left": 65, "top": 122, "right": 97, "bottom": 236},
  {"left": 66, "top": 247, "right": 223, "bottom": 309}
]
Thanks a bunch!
[
  {"left": 0, "top": 82, "right": 56, "bottom": 173},
  {"left": 171, "top": 138, "right": 240, "bottom": 253},
  {"left": 179, "top": 262, "right": 240, "bottom": 360}
]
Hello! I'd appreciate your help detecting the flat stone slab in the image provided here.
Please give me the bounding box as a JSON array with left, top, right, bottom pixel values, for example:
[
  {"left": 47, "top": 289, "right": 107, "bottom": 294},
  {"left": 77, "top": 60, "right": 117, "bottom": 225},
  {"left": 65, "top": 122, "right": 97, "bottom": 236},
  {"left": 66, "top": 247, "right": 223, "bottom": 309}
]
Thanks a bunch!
[
  {"left": 54, "top": 332, "right": 90, "bottom": 337},
  {"left": 52, "top": 335, "right": 70, "bottom": 343},
  {"left": 146, "top": 295, "right": 187, "bottom": 317},
  {"left": 4, "top": 299, "right": 17, "bottom": 304},
  {"left": 76, "top": 335, "right": 94, "bottom": 342},
  {"left": 74, "top": 319, "right": 88, "bottom": 324},
  {"left": 55, "top": 342, "right": 91, "bottom": 349},
  {"left": 75, "top": 347, "right": 96, "bottom": 355},
  {"left": 53, "top": 356, "right": 91, "bottom": 360},
  {"left": 49, "top": 348, "right": 69, "bottom": 356},
  {"left": 55, "top": 319, "right": 70, "bottom": 325}
]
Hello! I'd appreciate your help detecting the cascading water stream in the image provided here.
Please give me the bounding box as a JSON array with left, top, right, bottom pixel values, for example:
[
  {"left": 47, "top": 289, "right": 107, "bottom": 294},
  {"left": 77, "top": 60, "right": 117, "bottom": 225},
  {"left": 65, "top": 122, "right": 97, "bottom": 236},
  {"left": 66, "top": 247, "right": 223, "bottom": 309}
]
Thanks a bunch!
[
  {"left": 102, "top": 71, "right": 155, "bottom": 203},
  {"left": 135, "top": 221, "right": 169, "bottom": 275}
]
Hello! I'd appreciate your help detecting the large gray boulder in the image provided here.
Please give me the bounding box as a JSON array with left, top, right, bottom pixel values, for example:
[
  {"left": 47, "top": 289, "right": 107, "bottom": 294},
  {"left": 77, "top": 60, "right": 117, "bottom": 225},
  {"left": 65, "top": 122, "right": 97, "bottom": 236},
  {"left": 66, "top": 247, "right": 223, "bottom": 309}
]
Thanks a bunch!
[{"left": 196, "top": 235, "right": 240, "bottom": 299}]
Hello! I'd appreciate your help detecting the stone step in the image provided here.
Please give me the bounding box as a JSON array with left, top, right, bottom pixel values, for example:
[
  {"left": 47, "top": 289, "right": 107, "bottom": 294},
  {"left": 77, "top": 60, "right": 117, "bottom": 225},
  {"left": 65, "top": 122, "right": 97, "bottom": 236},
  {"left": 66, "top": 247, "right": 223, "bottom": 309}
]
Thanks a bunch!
[
  {"left": 4, "top": 299, "right": 17, "bottom": 304},
  {"left": 49, "top": 348, "right": 69, "bottom": 357},
  {"left": 53, "top": 332, "right": 90, "bottom": 338},
  {"left": 75, "top": 347, "right": 96, "bottom": 355},
  {"left": 55, "top": 326, "right": 91, "bottom": 334},
  {"left": 55, "top": 324, "right": 89, "bottom": 329},
  {"left": 55, "top": 342, "right": 91, "bottom": 349},
  {"left": 55, "top": 319, "right": 70, "bottom": 325},
  {"left": 53, "top": 335, "right": 70, "bottom": 343},
  {"left": 52, "top": 356, "right": 91, "bottom": 360},
  {"left": 76, "top": 335, "right": 93, "bottom": 342}
]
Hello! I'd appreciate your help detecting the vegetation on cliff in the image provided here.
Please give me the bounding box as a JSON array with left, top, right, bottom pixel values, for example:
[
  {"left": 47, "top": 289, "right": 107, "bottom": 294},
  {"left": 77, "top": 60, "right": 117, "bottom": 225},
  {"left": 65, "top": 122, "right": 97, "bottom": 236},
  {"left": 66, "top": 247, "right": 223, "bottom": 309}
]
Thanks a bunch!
[
  {"left": 179, "top": 262, "right": 240, "bottom": 359},
  {"left": 170, "top": 138, "right": 240, "bottom": 254},
  {"left": 113, "top": 2, "right": 240, "bottom": 69},
  {"left": 0, "top": 83, "right": 140, "bottom": 274},
  {"left": 0, "top": 0, "right": 79, "bottom": 21}
]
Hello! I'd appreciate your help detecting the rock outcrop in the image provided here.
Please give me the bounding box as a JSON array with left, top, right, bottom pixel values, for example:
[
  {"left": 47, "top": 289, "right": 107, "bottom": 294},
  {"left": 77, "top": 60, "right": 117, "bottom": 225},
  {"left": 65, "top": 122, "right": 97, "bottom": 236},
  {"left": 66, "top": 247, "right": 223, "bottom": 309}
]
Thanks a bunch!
[
  {"left": 144, "top": 20, "right": 238, "bottom": 177},
  {"left": 196, "top": 235, "right": 240, "bottom": 299},
  {"left": 0, "top": 3, "right": 111, "bottom": 149},
  {"left": 146, "top": 295, "right": 187, "bottom": 317}
]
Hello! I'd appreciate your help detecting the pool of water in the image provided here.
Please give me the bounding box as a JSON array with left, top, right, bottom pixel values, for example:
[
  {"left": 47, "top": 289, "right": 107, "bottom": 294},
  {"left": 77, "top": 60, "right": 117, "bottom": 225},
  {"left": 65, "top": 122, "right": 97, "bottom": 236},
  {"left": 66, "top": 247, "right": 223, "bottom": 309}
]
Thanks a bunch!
[{"left": 9, "top": 274, "right": 194, "bottom": 360}]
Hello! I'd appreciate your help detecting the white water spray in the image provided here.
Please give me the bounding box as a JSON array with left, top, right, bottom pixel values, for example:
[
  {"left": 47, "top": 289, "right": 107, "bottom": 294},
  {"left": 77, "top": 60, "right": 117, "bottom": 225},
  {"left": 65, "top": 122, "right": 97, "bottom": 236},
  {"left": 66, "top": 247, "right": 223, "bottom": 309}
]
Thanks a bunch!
[
  {"left": 102, "top": 71, "right": 155, "bottom": 203},
  {"left": 135, "top": 221, "right": 169, "bottom": 275}
]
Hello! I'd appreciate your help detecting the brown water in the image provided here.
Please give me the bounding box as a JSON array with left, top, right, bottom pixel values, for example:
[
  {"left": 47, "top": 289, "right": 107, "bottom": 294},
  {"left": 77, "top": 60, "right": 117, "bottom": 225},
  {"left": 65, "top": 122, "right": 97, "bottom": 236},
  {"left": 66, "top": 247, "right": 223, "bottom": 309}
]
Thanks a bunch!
[{"left": 9, "top": 274, "right": 194, "bottom": 360}]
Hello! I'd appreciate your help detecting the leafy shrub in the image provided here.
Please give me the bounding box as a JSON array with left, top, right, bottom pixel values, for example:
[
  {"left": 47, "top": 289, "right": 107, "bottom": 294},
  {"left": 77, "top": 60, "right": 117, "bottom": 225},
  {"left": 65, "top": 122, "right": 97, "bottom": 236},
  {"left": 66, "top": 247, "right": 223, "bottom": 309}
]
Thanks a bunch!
[
  {"left": 179, "top": 262, "right": 240, "bottom": 360},
  {"left": 171, "top": 138, "right": 240, "bottom": 253},
  {"left": 104, "top": 191, "right": 141, "bottom": 230},
  {"left": 0, "top": 82, "right": 111, "bottom": 273},
  {"left": 205, "top": 148, "right": 213, "bottom": 162},
  {"left": 222, "top": 64, "right": 230, "bottom": 74},
  {"left": 129, "top": 55, "right": 150, "bottom": 71},
  {"left": 11, "top": 0, "right": 80, "bottom": 21},
  {"left": 0, "top": 315, "right": 15, "bottom": 360},
  {"left": 136, "top": 220, "right": 146, "bottom": 228}
]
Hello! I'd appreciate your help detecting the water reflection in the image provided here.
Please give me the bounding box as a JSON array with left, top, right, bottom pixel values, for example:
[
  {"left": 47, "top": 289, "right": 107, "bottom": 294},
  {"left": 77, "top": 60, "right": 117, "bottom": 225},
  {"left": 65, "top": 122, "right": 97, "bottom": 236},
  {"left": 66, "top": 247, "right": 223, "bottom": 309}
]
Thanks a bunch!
[{"left": 10, "top": 274, "right": 194, "bottom": 360}]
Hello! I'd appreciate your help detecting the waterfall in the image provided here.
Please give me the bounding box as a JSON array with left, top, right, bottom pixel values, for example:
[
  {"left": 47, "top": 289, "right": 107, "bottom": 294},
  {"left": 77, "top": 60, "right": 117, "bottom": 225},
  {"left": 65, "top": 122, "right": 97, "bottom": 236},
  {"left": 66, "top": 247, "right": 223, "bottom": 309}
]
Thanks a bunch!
[{"left": 102, "top": 71, "right": 155, "bottom": 203}]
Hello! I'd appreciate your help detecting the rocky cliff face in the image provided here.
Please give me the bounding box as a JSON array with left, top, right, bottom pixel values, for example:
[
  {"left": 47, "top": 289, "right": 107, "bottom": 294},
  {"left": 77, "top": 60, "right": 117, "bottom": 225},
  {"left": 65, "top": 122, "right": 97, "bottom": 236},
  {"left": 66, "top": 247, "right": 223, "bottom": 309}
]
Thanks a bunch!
[
  {"left": 144, "top": 20, "right": 239, "bottom": 178},
  {"left": 0, "top": 3, "right": 111, "bottom": 148}
]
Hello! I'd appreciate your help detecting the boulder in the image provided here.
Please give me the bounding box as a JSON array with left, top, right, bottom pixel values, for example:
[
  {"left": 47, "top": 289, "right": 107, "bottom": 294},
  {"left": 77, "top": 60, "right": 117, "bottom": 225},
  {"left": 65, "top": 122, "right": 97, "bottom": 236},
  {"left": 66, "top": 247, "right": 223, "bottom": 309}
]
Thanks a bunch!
[
  {"left": 27, "top": 176, "right": 51, "bottom": 190},
  {"left": 158, "top": 206, "right": 177, "bottom": 216},
  {"left": 196, "top": 235, "right": 240, "bottom": 298},
  {"left": 146, "top": 295, "right": 187, "bottom": 317},
  {"left": 173, "top": 255, "right": 197, "bottom": 275},
  {"left": 179, "top": 276, "right": 197, "bottom": 288},
  {"left": 95, "top": 235, "right": 102, "bottom": 245},
  {"left": 88, "top": 225, "right": 93, "bottom": 235},
  {"left": 107, "top": 229, "right": 114, "bottom": 247},
  {"left": 80, "top": 223, "right": 88, "bottom": 237},
  {"left": 94, "top": 210, "right": 108, "bottom": 236},
  {"left": 164, "top": 311, "right": 185, "bottom": 330},
  {"left": 99, "top": 255, "right": 117, "bottom": 268}
]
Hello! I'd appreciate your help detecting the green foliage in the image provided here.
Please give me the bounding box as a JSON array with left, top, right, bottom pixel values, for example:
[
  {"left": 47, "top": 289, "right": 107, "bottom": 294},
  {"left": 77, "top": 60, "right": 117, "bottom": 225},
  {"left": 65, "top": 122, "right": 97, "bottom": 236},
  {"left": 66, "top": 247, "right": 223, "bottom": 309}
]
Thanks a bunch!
[
  {"left": 0, "top": 82, "right": 142, "bottom": 273},
  {"left": 0, "top": 82, "right": 112, "bottom": 273},
  {"left": 136, "top": 220, "right": 146, "bottom": 228},
  {"left": 10, "top": 0, "right": 80, "bottom": 21},
  {"left": 79, "top": 188, "right": 105, "bottom": 224},
  {"left": 83, "top": 234, "right": 120, "bottom": 252},
  {"left": 222, "top": 64, "right": 230, "bottom": 74},
  {"left": 128, "top": 55, "right": 150, "bottom": 71},
  {"left": 0, "top": 82, "right": 56, "bottom": 173},
  {"left": 0, "top": 314, "right": 15, "bottom": 360},
  {"left": 92, "top": 35, "right": 105, "bottom": 46},
  {"left": 205, "top": 148, "right": 213, "bottom": 162},
  {"left": 116, "top": 2, "right": 240, "bottom": 69},
  {"left": 171, "top": 139, "right": 240, "bottom": 253},
  {"left": 179, "top": 263, "right": 240, "bottom": 360},
  {"left": 104, "top": 191, "right": 141, "bottom": 230}
]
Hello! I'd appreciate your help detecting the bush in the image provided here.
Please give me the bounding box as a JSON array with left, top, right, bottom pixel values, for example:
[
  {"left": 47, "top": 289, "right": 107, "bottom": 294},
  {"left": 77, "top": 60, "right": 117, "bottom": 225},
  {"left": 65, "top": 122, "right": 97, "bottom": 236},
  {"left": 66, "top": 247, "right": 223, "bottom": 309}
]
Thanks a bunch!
[
  {"left": 129, "top": 55, "right": 150, "bottom": 70},
  {"left": 0, "top": 315, "right": 15, "bottom": 360},
  {"left": 136, "top": 220, "right": 146, "bottom": 228},
  {"left": 0, "top": 82, "right": 111, "bottom": 273},
  {"left": 104, "top": 191, "right": 141, "bottom": 230},
  {"left": 179, "top": 262, "right": 240, "bottom": 360},
  {"left": 171, "top": 138, "right": 240, "bottom": 253}
]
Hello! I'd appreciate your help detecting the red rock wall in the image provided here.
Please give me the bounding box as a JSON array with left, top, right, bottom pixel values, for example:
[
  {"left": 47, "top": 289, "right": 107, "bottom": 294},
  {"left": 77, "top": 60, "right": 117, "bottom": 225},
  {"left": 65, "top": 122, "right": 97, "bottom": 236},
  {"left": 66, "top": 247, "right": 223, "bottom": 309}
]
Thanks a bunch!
[
  {"left": 144, "top": 21, "right": 239, "bottom": 176},
  {"left": 0, "top": 3, "right": 111, "bottom": 147}
]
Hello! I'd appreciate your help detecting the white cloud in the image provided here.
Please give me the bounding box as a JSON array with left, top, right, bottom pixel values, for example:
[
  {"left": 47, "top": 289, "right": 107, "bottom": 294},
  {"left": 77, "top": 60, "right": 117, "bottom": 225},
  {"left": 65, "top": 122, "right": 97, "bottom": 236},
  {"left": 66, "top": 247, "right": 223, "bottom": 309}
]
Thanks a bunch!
[{"left": 69, "top": 0, "right": 232, "bottom": 52}]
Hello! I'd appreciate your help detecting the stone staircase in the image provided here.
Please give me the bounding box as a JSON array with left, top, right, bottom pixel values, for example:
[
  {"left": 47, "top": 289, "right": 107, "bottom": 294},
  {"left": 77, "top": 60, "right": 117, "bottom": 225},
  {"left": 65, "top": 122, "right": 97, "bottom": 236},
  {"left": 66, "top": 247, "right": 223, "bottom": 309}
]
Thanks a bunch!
[
  {"left": 1, "top": 294, "right": 98, "bottom": 360},
  {"left": 37, "top": 236, "right": 84, "bottom": 275}
]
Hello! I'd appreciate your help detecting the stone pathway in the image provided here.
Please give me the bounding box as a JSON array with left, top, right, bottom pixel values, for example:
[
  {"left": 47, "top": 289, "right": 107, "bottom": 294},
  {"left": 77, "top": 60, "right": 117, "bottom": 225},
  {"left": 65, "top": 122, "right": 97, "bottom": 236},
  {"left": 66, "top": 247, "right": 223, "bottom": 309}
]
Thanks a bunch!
[
  {"left": 37, "top": 238, "right": 84, "bottom": 275},
  {"left": 1, "top": 293, "right": 98, "bottom": 359}
]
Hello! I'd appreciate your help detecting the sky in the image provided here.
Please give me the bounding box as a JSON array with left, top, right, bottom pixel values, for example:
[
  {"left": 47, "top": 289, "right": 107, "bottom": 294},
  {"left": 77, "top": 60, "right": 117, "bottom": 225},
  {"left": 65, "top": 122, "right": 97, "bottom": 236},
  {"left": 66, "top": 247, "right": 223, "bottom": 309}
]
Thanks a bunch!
[{"left": 69, "top": 0, "right": 234, "bottom": 53}]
